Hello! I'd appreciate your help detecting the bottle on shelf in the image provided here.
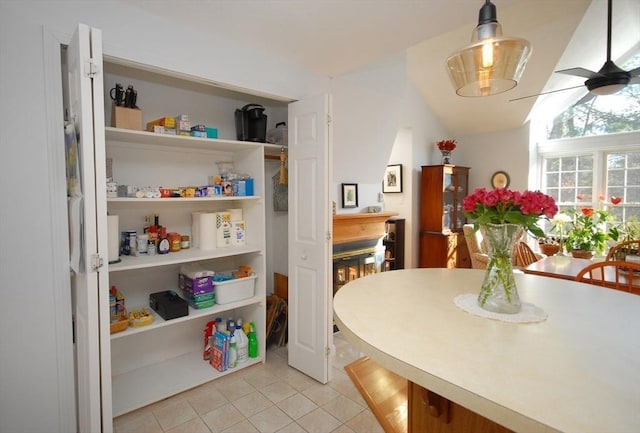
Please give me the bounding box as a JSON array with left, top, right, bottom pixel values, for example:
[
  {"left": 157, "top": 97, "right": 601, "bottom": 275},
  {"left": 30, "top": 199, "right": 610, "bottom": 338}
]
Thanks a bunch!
[
  {"left": 228, "top": 331, "right": 237, "bottom": 368},
  {"left": 157, "top": 226, "right": 170, "bottom": 254},
  {"left": 235, "top": 324, "right": 248, "bottom": 363},
  {"left": 248, "top": 321, "right": 258, "bottom": 358}
]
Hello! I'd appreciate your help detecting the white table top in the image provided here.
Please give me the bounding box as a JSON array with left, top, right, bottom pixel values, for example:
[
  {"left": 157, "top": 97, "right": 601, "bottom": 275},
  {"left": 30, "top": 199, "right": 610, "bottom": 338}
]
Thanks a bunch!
[{"left": 333, "top": 268, "right": 640, "bottom": 433}]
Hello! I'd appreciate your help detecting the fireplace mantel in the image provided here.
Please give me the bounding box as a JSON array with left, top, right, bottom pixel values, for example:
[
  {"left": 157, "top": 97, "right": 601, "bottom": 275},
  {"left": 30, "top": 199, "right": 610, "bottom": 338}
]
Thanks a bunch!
[{"left": 333, "top": 212, "right": 398, "bottom": 245}]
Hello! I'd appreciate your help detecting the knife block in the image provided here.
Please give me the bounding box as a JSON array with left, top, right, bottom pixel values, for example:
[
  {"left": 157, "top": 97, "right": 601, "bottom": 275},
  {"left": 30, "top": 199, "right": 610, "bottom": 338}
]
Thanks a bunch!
[{"left": 111, "top": 103, "right": 142, "bottom": 130}]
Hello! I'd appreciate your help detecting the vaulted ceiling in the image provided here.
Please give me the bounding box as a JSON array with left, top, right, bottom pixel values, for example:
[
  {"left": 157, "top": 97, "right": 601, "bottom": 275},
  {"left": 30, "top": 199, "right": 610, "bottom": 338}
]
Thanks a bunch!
[{"left": 122, "top": 0, "right": 639, "bottom": 137}]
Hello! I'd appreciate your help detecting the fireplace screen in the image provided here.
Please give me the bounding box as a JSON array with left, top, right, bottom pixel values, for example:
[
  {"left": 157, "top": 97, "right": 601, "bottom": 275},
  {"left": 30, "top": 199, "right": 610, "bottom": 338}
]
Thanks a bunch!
[{"left": 333, "top": 242, "right": 385, "bottom": 296}]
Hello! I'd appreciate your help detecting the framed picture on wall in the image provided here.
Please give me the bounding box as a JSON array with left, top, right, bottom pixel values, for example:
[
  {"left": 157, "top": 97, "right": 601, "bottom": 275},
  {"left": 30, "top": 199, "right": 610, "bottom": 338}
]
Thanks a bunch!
[
  {"left": 341, "top": 183, "right": 358, "bottom": 208},
  {"left": 383, "top": 164, "right": 403, "bottom": 193}
]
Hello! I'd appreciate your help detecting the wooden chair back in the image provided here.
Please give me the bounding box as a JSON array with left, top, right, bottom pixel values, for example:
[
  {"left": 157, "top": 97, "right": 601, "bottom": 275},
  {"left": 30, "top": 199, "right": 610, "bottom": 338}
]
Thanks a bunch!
[
  {"left": 514, "top": 241, "right": 541, "bottom": 268},
  {"left": 606, "top": 240, "right": 640, "bottom": 261},
  {"left": 575, "top": 260, "right": 640, "bottom": 293}
]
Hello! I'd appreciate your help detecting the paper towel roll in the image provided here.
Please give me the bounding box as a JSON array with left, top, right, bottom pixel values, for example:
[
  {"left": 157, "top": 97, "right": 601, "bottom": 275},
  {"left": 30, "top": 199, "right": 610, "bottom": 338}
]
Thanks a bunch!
[
  {"left": 192, "top": 212, "right": 203, "bottom": 249},
  {"left": 107, "top": 215, "right": 120, "bottom": 263},
  {"left": 198, "top": 212, "right": 217, "bottom": 250}
]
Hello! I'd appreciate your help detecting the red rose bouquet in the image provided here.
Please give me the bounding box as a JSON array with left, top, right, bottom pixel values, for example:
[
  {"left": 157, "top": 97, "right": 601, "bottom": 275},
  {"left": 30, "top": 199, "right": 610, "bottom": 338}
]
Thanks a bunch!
[
  {"left": 462, "top": 187, "right": 558, "bottom": 238},
  {"left": 437, "top": 139, "right": 457, "bottom": 152}
]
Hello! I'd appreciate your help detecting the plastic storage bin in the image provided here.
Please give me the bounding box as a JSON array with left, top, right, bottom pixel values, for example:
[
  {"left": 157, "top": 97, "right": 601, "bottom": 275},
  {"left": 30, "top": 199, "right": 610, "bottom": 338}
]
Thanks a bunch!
[{"left": 214, "top": 274, "right": 257, "bottom": 304}]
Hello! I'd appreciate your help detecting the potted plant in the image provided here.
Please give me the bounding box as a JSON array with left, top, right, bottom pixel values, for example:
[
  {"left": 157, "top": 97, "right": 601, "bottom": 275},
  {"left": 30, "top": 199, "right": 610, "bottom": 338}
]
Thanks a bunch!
[
  {"left": 559, "top": 207, "right": 618, "bottom": 258},
  {"left": 538, "top": 236, "right": 560, "bottom": 256}
]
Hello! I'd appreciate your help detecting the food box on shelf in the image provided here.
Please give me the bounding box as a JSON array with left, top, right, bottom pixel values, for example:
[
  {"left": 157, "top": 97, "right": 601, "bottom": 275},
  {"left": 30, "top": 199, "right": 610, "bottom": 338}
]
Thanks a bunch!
[
  {"left": 110, "top": 313, "right": 129, "bottom": 334},
  {"left": 179, "top": 273, "right": 213, "bottom": 295},
  {"left": 214, "top": 273, "right": 257, "bottom": 305}
]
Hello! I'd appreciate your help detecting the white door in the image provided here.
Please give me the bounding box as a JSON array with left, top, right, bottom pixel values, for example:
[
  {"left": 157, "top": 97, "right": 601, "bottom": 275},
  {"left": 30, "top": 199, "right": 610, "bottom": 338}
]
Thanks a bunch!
[
  {"left": 287, "top": 95, "right": 332, "bottom": 383},
  {"left": 67, "top": 23, "right": 112, "bottom": 432}
]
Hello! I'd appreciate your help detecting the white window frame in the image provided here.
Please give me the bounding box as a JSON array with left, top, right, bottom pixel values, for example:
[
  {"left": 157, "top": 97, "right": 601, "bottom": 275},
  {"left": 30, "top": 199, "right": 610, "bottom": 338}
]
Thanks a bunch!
[{"left": 536, "top": 131, "right": 640, "bottom": 214}]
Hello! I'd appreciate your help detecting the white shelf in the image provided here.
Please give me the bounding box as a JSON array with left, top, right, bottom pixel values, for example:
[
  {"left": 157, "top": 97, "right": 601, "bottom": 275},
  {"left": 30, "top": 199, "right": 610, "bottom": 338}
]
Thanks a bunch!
[
  {"left": 107, "top": 196, "right": 260, "bottom": 203},
  {"left": 108, "top": 245, "right": 262, "bottom": 272},
  {"left": 110, "top": 295, "right": 262, "bottom": 340},
  {"left": 111, "top": 351, "right": 263, "bottom": 416},
  {"left": 105, "top": 126, "right": 264, "bottom": 152}
]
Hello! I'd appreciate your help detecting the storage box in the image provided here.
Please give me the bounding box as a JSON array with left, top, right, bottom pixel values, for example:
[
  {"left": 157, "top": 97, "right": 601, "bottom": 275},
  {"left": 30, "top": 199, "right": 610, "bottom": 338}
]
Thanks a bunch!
[
  {"left": 111, "top": 104, "right": 142, "bottom": 130},
  {"left": 214, "top": 274, "right": 256, "bottom": 304},
  {"left": 149, "top": 290, "right": 188, "bottom": 320}
]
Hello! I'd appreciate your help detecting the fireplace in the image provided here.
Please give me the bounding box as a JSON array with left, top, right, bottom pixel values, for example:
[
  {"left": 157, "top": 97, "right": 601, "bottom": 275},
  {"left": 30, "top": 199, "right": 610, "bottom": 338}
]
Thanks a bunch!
[{"left": 332, "top": 212, "right": 397, "bottom": 296}]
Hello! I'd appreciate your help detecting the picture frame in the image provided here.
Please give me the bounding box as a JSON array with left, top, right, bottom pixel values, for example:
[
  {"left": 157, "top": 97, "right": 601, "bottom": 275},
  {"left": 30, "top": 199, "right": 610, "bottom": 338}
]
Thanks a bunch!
[
  {"left": 491, "top": 171, "right": 510, "bottom": 189},
  {"left": 341, "top": 183, "right": 358, "bottom": 208},
  {"left": 383, "top": 164, "right": 403, "bottom": 193}
]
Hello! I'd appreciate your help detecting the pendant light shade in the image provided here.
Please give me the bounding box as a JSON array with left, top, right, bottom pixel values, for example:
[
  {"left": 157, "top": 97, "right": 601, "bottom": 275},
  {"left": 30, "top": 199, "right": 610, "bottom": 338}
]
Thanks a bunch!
[{"left": 447, "top": 0, "right": 532, "bottom": 97}]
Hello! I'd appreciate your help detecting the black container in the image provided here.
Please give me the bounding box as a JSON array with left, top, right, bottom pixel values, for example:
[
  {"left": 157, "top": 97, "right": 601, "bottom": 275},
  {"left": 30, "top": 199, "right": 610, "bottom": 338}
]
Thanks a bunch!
[
  {"left": 235, "top": 103, "right": 267, "bottom": 142},
  {"left": 149, "top": 290, "right": 188, "bottom": 320}
]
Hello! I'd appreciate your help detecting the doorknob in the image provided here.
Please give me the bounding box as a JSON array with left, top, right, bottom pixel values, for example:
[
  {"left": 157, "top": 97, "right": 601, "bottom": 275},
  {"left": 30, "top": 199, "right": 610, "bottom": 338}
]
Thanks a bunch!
[{"left": 301, "top": 253, "right": 308, "bottom": 260}]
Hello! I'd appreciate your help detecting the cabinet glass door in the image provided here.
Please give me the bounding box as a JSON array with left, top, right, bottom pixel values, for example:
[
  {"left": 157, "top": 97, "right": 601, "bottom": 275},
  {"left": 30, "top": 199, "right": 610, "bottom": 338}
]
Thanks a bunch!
[{"left": 442, "top": 167, "right": 468, "bottom": 232}]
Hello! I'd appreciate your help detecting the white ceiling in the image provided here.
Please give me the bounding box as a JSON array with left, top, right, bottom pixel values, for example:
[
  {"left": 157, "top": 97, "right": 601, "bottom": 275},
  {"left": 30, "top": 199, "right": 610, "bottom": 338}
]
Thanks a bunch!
[{"left": 122, "top": 0, "right": 639, "bottom": 137}]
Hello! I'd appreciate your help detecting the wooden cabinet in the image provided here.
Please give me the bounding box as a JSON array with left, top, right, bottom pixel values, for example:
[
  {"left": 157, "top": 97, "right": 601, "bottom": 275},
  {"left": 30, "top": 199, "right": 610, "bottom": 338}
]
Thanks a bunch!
[
  {"left": 383, "top": 218, "right": 405, "bottom": 270},
  {"left": 419, "top": 165, "right": 470, "bottom": 268},
  {"left": 408, "top": 382, "right": 512, "bottom": 433}
]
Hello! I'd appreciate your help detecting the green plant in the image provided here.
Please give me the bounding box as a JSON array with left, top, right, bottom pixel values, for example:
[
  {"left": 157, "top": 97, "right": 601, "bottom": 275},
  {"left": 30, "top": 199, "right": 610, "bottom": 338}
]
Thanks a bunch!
[
  {"left": 557, "top": 207, "right": 618, "bottom": 255},
  {"left": 615, "top": 216, "right": 640, "bottom": 242}
]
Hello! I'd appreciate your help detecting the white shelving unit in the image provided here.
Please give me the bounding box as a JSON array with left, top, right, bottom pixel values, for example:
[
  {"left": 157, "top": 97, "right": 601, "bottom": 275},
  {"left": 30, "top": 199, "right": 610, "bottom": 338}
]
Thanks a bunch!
[{"left": 105, "top": 125, "right": 268, "bottom": 416}]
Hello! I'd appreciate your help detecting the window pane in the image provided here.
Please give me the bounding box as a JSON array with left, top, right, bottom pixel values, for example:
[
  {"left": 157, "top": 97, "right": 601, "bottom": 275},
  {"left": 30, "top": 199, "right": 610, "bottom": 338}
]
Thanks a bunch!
[
  {"left": 560, "top": 172, "right": 575, "bottom": 188},
  {"left": 628, "top": 169, "right": 640, "bottom": 186},
  {"left": 607, "top": 154, "right": 625, "bottom": 169},
  {"left": 546, "top": 158, "right": 560, "bottom": 171},
  {"left": 577, "top": 171, "right": 593, "bottom": 187},
  {"left": 546, "top": 173, "right": 559, "bottom": 188},
  {"left": 563, "top": 157, "right": 576, "bottom": 171},
  {"left": 578, "top": 156, "right": 593, "bottom": 170},
  {"left": 607, "top": 170, "right": 624, "bottom": 186}
]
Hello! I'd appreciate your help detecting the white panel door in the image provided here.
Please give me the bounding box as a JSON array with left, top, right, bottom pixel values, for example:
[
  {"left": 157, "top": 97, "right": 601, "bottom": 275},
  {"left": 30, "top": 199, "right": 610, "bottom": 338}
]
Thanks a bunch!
[
  {"left": 67, "top": 23, "right": 112, "bottom": 433},
  {"left": 287, "top": 95, "right": 331, "bottom": 383}
]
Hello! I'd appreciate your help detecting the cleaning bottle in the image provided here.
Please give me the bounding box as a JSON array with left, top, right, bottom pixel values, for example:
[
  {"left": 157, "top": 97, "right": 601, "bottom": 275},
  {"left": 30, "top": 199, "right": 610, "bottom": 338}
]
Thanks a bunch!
[
  {"left": 228, "top": 330, "right": 237, "bottom": 368},
  {"left": 248, "top": 321, "right": 258, "bottom": 358},
  {"left": 235, "top": 324, "right": 248, "bottom": 363}
]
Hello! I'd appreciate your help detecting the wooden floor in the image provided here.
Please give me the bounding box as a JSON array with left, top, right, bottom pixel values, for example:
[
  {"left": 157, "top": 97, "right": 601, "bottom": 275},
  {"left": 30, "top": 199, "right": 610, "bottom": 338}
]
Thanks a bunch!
[{"left": 344, "top": 356, "right": 408, "bottom": 433}]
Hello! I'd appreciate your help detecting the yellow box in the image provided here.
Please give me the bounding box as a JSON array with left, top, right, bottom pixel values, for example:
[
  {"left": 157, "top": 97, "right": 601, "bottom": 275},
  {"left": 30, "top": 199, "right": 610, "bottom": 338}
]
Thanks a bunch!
[{"left": 111, "top": 104, "right": 143, "bottom": 130}]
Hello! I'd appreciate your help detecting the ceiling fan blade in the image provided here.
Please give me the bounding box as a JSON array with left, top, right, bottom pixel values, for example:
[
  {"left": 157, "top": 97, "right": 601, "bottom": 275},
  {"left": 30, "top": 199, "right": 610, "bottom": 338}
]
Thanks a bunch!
[
  {"left": 556, "top": 67, "right": 598, "bottom": 79},
  {"left": 630, "top": 76, "right": 640, "bottom": 85},
  {"left": 629, "top": 66, "right": 640, "bottom": 77},
  {"left": 509, "top": 85, "right": 586, "bottom": 102}
]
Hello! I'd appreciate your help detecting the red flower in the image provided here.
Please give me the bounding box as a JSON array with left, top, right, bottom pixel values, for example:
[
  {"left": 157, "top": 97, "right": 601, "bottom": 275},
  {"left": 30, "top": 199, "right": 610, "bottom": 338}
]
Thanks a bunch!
[
  {"left": 437, "top": 139, "right": 457, "bottom": 152},
  {"left": 581, "top": 208, "right": 594, "bottom": 217},
  {"left": 611, "top": 196, "right": 622, "bottom": 205}
]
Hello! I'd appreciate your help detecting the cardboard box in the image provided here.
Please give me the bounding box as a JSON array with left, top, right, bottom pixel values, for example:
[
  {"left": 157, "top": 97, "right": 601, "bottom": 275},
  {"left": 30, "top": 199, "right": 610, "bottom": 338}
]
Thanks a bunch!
[{"left": 111, "top": 104, "right": 142, "bottom": 130}]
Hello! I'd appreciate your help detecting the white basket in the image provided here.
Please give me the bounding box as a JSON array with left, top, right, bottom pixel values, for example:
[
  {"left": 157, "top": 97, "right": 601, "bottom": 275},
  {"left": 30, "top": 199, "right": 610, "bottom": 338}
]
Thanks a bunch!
[{"left": 214, "top": 274, "right": 257, "bottom": 304}]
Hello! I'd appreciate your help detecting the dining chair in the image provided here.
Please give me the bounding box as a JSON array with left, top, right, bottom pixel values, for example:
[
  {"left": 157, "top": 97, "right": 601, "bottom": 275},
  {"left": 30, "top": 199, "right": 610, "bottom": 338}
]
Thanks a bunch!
[
  {"left": 605, "top": 240, "right": 640, "bottom": 261},
  {"left": 575, "top": 260, "right": 640, "bottom": 293},
  {"left": 514, "top": 241, "right": 542, "bottom": 268}
]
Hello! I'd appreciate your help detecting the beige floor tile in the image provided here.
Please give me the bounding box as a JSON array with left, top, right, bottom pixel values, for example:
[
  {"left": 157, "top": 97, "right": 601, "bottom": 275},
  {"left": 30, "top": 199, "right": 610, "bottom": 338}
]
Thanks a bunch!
[
  {"left": 344, "top": 409, "right": 384, "bottom": 433},
  {"left": 330, "top": 425, "right": 356, "bottom": 433},
  {"left": 276, "top": 393, "right": 318, "bottom": 420},
  {"left": 260, "top": 380, "right": 298, "bottom": 403},
  {"left": 243, "top": 368, "right": 282, "bottom": 389},
  {"left": 152, "top": 399, "right": 198, "bottom": 431},
  {"left": 283, "top": 369, "right": 318, "bottom": 392},
  {"left": 321, "top": 395, "right": 364, "bottom": 423},
  {"left": 164, "top": 417, "right": 212, "bottom": 433},
  {"left": 214, "top": 377, "right": 257, "bottom": 402},
  {"left": 248, "top": 405, "right": 293, "bottom": 433},
  {"left": 296, "top": 407, "right": 342, "bottom": 433},
  {"left": 302, "top": 383, "right": 341, "bottom": 406},
  {"left": 220, "top": 419, "right": 259, "bottom": 433},
  {"left": 276, "top": 422, "right": 307, "bottom": 433},
  {"left": 232, "top": 390, "right": 274, "bottom": 418},
  {"left": 113, "top": 409, "right": 162, "bottom": 433},
  {"left": 183, "top": 383, "right": 229, "bottom": 416},
  {"left": 201, "top": 403, "right": 246, "bottom": 432}
]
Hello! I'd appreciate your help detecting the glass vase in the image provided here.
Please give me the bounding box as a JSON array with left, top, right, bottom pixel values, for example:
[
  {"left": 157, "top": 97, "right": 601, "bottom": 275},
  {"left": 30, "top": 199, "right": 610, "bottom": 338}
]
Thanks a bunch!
[
  {"left": 478, "top": 223, "right": 523, "bottom": 314},
  {"left": 440, "top": 150, "right": 452, "bottom": 164}
]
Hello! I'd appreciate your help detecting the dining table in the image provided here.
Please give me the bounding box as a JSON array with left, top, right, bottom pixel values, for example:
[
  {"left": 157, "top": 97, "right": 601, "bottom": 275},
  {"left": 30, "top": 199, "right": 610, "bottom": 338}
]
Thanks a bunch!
[
  {"left": 521, "top": 254, "right": 593, "bottom": 280},
  {"left": 333, "top": 268, "right": 640, "bottom": 433}
]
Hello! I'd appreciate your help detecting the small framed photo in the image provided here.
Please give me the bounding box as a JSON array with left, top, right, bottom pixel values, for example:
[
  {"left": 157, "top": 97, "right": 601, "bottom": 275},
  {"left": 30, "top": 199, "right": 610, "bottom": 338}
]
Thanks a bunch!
[
  {"left": 341, "top": 183, "right": 358, "bottom": 208},
  {"left": 383, "top": 164, "right": 403, "bottom": 193}
]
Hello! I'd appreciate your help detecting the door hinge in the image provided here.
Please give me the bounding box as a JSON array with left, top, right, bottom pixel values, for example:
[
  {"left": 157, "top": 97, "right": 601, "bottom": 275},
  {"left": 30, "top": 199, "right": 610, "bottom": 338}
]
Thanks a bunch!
[
  {"left": 326, "top": 113, "right": 332, "bottom": 125},
  {"left": 90, "top": 254, "right": 104, "bottom": 272},
  {"left": 326, "top": 231, "right": 332, "bottom": 241},
  {"left": 85, "top": 58, "right": 98, "bottom": 78}
]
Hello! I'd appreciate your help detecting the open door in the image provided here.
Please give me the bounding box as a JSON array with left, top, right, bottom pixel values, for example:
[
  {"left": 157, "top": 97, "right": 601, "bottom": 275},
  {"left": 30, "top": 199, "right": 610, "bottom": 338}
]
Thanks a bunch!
[
  {"left": 287, "top": 95, "right": 332, "bottom": 383},
  {"left": 67, "top": 23, "right": 112, "bottom": 432}
]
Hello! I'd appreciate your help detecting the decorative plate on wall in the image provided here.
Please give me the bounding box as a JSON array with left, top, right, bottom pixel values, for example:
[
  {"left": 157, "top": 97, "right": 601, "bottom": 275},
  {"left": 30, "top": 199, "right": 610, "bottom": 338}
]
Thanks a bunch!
[{"left": 491, "top": 171, "right": 510, "bottom": 189}]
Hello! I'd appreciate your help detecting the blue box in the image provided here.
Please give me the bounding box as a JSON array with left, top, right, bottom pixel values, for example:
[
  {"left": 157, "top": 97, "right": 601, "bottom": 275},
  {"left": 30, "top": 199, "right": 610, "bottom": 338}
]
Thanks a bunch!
[
  {"left": 245, "top": 178, "right": 254, "bottom": 196},
  {"left": 206, "top": 127, "right": 218, "bottom": 139}
]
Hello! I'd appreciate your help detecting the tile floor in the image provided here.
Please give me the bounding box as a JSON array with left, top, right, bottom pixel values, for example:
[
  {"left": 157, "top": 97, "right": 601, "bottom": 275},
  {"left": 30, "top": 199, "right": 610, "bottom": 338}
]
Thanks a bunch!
[{"left": 113, "top": 333, "right": 384, "bottom": 433}]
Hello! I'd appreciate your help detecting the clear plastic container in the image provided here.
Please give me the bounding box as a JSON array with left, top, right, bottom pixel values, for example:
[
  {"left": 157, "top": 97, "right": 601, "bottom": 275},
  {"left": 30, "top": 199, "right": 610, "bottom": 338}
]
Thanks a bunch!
[{"left": 266, "top": 122, "right": 288, "bottom": 146}]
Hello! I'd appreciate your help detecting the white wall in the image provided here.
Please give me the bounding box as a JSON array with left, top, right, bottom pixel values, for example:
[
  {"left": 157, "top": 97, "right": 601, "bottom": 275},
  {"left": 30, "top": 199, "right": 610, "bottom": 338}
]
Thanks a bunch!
[
  {"left": 0, "top": 1, "right": 325, "bottom": 431},
  {"left": 456, "top": 125, "right": 531, "bottom": 193}
]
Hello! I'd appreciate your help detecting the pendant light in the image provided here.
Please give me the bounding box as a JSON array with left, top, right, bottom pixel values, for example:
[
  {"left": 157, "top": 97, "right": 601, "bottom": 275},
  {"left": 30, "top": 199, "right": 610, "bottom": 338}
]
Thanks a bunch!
[{"left": 446, "top": 0, "right": 532, "bottom": 97}]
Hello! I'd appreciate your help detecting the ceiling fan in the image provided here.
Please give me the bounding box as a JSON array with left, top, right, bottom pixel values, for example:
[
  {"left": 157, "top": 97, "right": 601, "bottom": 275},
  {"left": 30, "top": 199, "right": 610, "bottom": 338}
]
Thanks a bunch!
[{"left": 510, "top": 0, "right": 640, "bottom": 102}]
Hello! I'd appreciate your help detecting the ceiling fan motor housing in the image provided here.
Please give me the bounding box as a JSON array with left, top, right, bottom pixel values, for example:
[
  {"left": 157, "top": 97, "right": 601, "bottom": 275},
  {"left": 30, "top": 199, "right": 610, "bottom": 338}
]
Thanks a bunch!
[{"left": 586, "top": 60, "right": 631, "bottom": 93}]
